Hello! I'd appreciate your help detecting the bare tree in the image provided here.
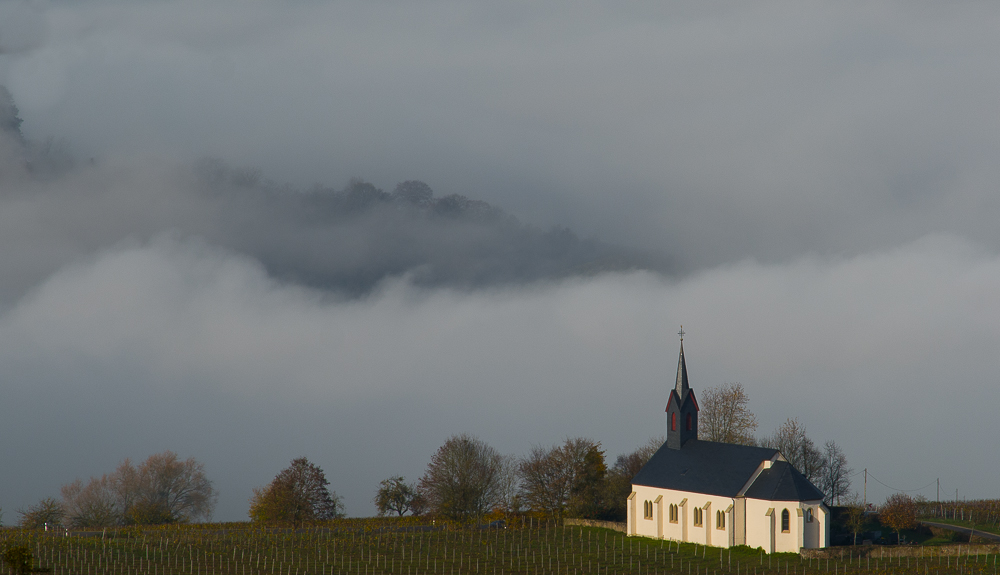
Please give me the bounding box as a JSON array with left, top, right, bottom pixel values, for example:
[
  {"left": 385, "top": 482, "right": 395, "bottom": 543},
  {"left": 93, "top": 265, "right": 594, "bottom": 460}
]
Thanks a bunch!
[
  {"left": 760, "top": 418, "right": 824, "bottom": 482},
  {"left": 842, "top": 493, "right": 868, "bottom": 545},
  {"left": 818, "top": 440, "right": 852, "bottom": 505},
  {"left": 699, "top": 382, "right": 758, "bottom": 445},
  {"left": 134, "top": 451, "right": 216, "bottom": 523},
  {"left": 374, "top": 476, "right": 417, "bottom": 517},
  {"left": 517, "top": 437, "right": 606, "bottom": 518},
  {"left": 61, "top": 451, "right": 216, "bottom": 527},
  {"left": 519, "top": 443, "right": 573, "bottom": 517},
  {"left": 61, "top": 476, "right": 118, "bottom": 528},
  {"left": 418, "top": 434, "right": 506, "bottom": 520},
  {"left": 250, "top": 457, "right": 344, "bottom": 525},
  {"left": 18, "top": 498, "right": 64, "bottom": 529},
  {"left": 496, "top": 454, "right": 521, "bottom": 513},
  {"left": 111, "top": 458, "right": 141, "bottom": 522}
]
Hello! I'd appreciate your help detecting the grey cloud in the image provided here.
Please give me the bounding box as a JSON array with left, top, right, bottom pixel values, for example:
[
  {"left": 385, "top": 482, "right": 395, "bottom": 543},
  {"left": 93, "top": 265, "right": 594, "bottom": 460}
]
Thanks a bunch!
[
  {"left": 0, "top": 235, "right": 997, "bottom": 520},
  {"left": 0, "top": 1, "right": 45, "bottom": 55},
  {"left": 0, "top": 144, "right": 671, "bottom": 305},
  {"left": 0, "top": 0, "right": 998, "bottom": 523},
  {"left": 8, "top": 1, "right": 1000, "bottom": 270}
]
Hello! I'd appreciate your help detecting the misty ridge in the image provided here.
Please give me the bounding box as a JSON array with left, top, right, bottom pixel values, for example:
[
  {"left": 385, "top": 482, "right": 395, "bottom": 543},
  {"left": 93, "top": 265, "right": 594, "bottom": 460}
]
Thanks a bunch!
[{"left": 0, "top": 85, "right": 672, "bottom": 301}]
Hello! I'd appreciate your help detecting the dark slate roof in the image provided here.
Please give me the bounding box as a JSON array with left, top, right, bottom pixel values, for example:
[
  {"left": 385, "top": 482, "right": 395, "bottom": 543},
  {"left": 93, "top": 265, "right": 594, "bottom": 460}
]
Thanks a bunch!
[
  {"left": 675, "top": 342, "right": 690, "bottom": 401},
  {"left": 742, "top": 461, "right": 825, "bottom": 502},
  {"left": 674, "top": 340, "right": 690, "bottom": 401},
  {"left": 632, "top": 439, "right": 779, "bottom": 497}
]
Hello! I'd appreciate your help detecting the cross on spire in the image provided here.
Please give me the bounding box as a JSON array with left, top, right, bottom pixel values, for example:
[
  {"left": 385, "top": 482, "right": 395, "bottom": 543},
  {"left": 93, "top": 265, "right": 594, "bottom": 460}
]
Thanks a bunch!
[{"left": 678, "top": 325, "right": 685, "bottom": 342}]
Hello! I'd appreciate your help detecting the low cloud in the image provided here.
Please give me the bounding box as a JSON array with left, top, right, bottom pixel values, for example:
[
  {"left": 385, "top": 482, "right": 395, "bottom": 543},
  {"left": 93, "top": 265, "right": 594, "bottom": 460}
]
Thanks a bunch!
[
  {"left": 0, "top": 0, "right": 997, "bottom": 523},
  {"left": 0, "top": 149, "right": 669, "bottom": 305},
  {"left": 0, "top": 1, "right": 45, "bottom": 56},
  {"left": 6, "top": 1, "right": 1000, "bottom": 269},
  {"left": 0, "top": 233, "right": 995, "bottom": 519}
]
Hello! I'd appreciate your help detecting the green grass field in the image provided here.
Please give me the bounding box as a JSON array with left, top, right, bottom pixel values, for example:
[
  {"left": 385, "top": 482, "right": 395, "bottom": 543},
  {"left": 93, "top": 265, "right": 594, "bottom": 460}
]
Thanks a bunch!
[
  {"left": 0, "top": 520, "right": 997, "bottom": 575},
  {"left": 925, "top": 518, "right": 1000, "bottom": 538}
]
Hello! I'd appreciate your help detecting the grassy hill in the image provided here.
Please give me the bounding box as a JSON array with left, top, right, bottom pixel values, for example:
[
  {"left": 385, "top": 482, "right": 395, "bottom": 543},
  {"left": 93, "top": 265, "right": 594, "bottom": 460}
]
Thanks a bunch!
[{"left": 1, "top": 518, "right": 997, "bottom": 575}]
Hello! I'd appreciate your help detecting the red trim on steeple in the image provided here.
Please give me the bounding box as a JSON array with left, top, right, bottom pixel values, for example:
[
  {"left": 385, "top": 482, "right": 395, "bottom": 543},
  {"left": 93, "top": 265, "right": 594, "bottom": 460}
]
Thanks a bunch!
[
  {"left": 689, "top": 390, "right": 700, "bottom": 412},
  {"left": 665, "top": 389, "right": 681, "bottom": 412}
]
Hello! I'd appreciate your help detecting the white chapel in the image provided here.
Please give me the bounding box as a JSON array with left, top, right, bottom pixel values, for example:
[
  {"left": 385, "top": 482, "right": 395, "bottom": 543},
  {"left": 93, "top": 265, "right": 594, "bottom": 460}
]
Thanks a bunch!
[{"left": 627, "top": 334, "right": 830, "bottom": 553}]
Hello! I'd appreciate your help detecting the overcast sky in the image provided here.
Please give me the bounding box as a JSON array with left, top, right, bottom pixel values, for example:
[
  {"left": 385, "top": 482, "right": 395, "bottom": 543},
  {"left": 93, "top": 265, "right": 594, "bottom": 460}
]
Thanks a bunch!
[{"left": 0, "top": 0, "right": 998, "bottom": 521}]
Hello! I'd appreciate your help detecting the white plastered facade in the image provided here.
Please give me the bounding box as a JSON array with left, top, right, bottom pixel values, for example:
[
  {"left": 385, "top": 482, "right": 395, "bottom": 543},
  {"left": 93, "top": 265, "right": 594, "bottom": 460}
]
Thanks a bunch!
[
  {"left": 628, "top": 487, "right": 829, "bottom": 552},
  {"left": 629, "top": 486, "right": 736, "bottom": 547}
]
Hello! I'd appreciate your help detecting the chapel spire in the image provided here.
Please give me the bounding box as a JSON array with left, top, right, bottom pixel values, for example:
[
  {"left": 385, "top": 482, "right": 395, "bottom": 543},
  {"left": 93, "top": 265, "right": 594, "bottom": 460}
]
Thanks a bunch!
[
  {"left": 666, "top": 325, "right": 698, "bottom": 450},
  {"left": 675, "top": 326, "right": 689, "bottom": 400}
]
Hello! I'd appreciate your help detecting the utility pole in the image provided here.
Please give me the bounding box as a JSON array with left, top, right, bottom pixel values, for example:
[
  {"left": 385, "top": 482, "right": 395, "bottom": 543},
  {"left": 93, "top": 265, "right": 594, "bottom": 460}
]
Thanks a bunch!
[{"left": 937, "top": 478, "right": 941, "bottom": 517}]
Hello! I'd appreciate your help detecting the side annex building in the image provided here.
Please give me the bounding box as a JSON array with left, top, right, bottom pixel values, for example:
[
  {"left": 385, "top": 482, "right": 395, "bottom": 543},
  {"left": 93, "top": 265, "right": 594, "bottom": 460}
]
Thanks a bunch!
[{"left": 627, "top": 338, "right": 829, "bottom": 553}]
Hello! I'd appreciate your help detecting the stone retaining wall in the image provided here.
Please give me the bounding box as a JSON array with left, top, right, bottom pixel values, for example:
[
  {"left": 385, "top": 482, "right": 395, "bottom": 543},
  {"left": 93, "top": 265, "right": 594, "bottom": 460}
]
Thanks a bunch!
[
  {"left": 801, "top": 543, "right": 1000, "bottom": 559},
  {"left": 563, "top": 519, "right": 627, "bottom": 533}
]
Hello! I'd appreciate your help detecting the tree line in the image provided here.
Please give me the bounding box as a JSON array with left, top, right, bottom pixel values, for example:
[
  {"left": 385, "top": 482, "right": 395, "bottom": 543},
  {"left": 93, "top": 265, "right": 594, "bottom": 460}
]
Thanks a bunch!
[
  {"left": 367, "top": 383, "right": 853, "bottom": 523},
  {"left": 11, "top": 383, "right": 853, "bottom": 528},
  {"left": 16, "top": 452, "right": 216, "bottom": 529},
  {"left": 367, "top": 434, "right": 655, "bottom": 523}
]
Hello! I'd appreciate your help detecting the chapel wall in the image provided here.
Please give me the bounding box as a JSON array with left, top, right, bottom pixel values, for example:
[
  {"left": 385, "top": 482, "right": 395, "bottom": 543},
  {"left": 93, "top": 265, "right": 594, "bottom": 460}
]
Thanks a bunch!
[
  {"left": 630, "top": 485, "right": 734, "bottom": 548},
  {"left": 745, "top": 499, "right": 827, "bottom": 553}
]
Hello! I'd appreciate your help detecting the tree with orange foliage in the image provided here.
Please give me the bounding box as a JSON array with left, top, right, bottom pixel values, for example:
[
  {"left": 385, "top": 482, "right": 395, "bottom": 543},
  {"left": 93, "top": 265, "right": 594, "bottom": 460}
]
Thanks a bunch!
[
  {"left": 249, "top": 457, "right": 343, "bottom": 526},
  {"left": 880, "top": 493, "right": 917, "bottom": 544}
]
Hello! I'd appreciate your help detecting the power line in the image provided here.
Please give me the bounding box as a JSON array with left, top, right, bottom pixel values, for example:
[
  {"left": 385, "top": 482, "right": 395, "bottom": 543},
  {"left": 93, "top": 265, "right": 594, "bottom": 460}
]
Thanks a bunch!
[{"left": 864, "top": 470, "right": 937, "bottom": 494}]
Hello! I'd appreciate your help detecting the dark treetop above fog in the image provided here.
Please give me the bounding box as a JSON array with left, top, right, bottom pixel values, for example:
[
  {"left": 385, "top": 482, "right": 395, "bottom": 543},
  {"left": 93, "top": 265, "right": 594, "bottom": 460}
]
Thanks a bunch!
[
  {"left": 0, "top": 86, "right": 672, "bottom": 298},
  {"left": 194, "top": 163, "right": 673, "bottom": 295}
]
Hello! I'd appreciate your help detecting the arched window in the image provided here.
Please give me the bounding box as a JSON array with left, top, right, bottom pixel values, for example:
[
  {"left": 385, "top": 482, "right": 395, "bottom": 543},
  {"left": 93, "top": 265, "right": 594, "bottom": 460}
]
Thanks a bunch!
[
  {"left": 716, "top": 510, "right": 725, "bottom": 530},
  {"left": 693, "top": 507, "right": 703, "bottom": 527},
  {"left": 671, "top": 412, "right": 676, "bottom": 431},
  {"left": 781, "top": 509, "right": 790, "bottom": 532},
  {"left": 644, "top": 500, "right": 653, "bottom": 519},
  {"left": 686, "top": 413, "right": 692, "bottom": 430},
  {"left": 669, "top": 504, "right": 678, "bottom": 523},
  {"left": 806, "top": 508, "right": 814, "bottom": 523}
]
